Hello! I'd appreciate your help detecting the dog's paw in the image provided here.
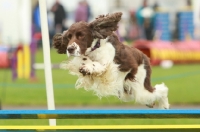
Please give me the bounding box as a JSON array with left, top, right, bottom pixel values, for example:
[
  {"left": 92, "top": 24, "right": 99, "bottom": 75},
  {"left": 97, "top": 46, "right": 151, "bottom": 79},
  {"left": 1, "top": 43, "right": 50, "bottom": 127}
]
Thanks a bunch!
[
  {"left": 79, "top": 65, "right": 92, "bottom": 76},
  {"left": 158, "top": 97, "right": 170, "bottom": 109}
]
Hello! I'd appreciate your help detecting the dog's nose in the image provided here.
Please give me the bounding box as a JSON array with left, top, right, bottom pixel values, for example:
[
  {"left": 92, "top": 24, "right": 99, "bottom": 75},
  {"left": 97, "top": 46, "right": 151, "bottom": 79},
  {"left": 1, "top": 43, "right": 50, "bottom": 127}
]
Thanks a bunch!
[{"left": 67, "top": 47, "right": 75, "bottom": 53}]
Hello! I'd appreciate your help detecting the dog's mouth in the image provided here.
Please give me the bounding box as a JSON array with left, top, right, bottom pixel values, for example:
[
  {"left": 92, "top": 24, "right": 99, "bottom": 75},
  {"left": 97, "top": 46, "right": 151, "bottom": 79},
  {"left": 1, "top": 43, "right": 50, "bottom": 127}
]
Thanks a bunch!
[{"left": 66, "top": 50, "right": 81, "bottom": 57}]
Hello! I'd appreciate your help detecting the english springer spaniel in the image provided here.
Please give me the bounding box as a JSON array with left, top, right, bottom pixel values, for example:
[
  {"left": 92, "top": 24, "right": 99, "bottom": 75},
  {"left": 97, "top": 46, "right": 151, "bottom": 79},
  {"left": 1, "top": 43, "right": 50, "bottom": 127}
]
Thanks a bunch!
[{"left": 53, "top": 12, "right": 169, "bottom": 109}]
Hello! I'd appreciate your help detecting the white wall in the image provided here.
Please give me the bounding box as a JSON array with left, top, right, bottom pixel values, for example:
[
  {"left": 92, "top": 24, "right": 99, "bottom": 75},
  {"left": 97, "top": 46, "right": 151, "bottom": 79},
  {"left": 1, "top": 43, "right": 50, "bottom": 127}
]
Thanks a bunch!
[
  {"left": 0, "top": 0, "right": 31, "bottom": 46},
  {"left": 0, "top": 0, "right": 19, "bottom": 45},
  {"left": 193, "top": 0, "right": 200, "bottom": 26}
]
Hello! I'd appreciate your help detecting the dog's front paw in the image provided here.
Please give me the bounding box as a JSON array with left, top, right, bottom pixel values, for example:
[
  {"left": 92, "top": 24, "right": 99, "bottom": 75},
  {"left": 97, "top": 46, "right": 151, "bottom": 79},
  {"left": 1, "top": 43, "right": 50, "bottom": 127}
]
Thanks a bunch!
[{"left": 79, "top": 65, "right": 92, "bottom": 76}]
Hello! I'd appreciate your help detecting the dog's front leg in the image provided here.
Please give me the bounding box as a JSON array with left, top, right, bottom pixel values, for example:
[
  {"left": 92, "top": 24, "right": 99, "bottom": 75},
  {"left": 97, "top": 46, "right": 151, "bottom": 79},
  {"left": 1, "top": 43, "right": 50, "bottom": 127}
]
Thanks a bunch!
[{"left": 79, "top": 57, "right": 106, "bottom": 76}]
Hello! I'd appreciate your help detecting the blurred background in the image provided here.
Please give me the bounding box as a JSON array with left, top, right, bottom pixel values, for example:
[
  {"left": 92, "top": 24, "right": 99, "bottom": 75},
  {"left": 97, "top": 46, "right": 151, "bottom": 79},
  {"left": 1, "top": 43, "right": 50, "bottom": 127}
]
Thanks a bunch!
[{"left": 0, "top": 0, "right": 200, "bottom": 125}]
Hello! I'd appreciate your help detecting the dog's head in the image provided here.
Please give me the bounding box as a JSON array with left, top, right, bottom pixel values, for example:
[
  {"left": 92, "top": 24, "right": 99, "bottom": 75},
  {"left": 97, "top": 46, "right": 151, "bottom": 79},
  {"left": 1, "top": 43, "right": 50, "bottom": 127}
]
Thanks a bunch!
[{"left": 53, "top": 12, "right": 122, "bottom": 57}]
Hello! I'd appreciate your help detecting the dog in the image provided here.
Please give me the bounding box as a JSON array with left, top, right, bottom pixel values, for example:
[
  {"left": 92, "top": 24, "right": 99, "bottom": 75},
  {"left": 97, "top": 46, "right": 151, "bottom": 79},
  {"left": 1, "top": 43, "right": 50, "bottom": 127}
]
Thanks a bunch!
[{"left": 53, "top": 12, "right": 169, "bottom": 109}]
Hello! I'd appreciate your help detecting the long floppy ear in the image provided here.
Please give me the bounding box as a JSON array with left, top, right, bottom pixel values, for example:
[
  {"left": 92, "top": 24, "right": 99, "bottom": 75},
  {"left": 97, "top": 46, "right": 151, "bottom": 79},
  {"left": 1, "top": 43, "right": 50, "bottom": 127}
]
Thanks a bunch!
[
  {"left": 89, "top": 12, "right": 122, "bottom": 39},
  {"left": 52, "top": 31, "right": 68, "bottom": 54}
]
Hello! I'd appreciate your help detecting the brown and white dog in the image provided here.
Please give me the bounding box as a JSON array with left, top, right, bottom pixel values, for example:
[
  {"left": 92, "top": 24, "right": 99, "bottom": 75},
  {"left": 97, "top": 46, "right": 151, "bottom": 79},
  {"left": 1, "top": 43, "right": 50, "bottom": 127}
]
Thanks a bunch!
[{"left": 53, "top": 12, "right": 169, "bottom": 109}]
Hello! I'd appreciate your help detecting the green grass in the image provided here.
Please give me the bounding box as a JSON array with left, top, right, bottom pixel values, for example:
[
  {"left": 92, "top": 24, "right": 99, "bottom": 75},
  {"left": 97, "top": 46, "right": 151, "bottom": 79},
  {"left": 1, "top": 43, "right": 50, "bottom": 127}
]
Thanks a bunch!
[
  {"left": 0, "top": 48, "right": 200, "bottom": 125},
  {"left": 0, "top": 48, "right": 200, "bottom": 106},
  {"left": 152, "top": 64, "right": 200, "bottom": 104},
  {"left": 36, "top": 48, "right": 67, "bottom": 63},
  {"left": 1, "top": 119, "right": 200, "bottom": 125},
  {"left": 1, "top": 63, "right": 200, "bottom": 106}
]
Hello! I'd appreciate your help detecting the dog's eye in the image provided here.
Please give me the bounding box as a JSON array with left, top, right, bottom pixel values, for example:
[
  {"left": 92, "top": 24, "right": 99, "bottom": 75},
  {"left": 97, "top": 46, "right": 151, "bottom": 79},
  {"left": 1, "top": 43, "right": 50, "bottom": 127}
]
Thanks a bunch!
[{"left": 67, "top": 34, "right": 72, "bottom": 39}]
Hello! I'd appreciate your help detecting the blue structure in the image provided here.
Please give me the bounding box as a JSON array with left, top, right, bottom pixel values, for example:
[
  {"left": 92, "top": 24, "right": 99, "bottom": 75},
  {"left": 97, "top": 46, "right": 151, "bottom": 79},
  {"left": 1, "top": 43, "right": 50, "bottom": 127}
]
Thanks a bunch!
[
  {"left": 178, "top": 11, "right": 194, "bottom": 40},
  {"left": 154, "top": 12, "right": 171, "bottom": 41}
]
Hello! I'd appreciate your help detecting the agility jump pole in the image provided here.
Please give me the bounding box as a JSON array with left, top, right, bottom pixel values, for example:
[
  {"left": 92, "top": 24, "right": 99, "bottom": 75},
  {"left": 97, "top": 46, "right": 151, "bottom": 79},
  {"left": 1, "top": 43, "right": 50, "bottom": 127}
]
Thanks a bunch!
[
  {"left": 0, "top": 109, "right": 200, "bottom": 119},
  {"left": 0, "top": 109, "right": 200, "bottom": 130},
  {"left": 39, "top": 0, "right": 56, "bottom": 126},
  {"left": 0, "top": 125, "right": 200, "bottom": 130}
]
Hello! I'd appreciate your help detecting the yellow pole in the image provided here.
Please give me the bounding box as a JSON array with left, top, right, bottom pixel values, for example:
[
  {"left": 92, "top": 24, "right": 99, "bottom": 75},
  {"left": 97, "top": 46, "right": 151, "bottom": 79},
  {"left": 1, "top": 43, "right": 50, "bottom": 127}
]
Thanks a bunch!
[
  {"left": 23, "top": 44, "right": 31, "bottom": 79},
  {"left": 17, "top": 49, "right": 23, "bottom": 79}
]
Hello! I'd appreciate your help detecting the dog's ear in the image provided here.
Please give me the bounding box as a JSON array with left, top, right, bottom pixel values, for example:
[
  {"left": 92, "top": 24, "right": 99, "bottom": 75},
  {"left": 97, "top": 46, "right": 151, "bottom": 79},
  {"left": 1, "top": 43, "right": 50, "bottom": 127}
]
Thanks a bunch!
[
  {"left": 53, "top": 31, "right": 68, "bottom": 54},
  {"left": 88, "top": 12, "right": 122, "bottom": 39}
]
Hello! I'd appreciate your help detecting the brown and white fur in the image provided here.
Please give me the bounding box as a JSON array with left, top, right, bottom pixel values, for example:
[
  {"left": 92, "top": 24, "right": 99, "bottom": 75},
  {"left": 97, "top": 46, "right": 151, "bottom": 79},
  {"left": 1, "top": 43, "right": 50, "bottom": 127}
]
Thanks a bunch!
[{"left": 53, "top": 12, "right": 169, "bottom": 109}]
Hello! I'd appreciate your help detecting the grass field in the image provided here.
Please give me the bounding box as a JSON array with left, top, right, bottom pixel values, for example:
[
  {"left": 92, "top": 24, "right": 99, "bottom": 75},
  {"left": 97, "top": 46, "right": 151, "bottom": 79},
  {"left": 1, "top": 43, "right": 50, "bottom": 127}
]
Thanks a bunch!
[
  {"left": 0, "top": 48, "right": 200, "bottom": 125},
  {"left": 0, "top": 48, "right": 200, "bottom": 106}
]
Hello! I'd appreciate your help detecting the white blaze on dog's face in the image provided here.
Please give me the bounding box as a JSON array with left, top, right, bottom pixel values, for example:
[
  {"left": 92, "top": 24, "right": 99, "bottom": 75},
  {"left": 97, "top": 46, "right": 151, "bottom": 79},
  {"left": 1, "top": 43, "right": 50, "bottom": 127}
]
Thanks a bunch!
[{"left": 66, "top": 42, "right": 81, "bottom": 57}]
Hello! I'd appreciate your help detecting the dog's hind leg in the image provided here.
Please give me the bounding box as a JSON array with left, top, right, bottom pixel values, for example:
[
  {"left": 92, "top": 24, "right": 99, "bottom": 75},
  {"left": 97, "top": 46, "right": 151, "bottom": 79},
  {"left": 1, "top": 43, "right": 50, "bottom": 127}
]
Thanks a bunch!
[
  {"left": 127, "top": 64, "right": 169, "bottom": 109},
  {"left": 154, "top": 83, "right": 170, "bottom": 109},
  {"left": 143, "top": 56, "right": 169, "bottom": 109},
  {"left": 143, "top": 55, "right": 155, "bottom": 93}
]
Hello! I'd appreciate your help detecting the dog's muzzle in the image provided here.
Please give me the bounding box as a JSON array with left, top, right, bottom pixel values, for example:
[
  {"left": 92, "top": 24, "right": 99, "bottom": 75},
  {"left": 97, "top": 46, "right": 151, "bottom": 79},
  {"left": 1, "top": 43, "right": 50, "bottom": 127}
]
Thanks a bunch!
[
  {"left": 67, "top": 47, "right": 75, "bottom": 54},
  {"left": 67, "top": 42, "right": 80, "bottom": 57}
]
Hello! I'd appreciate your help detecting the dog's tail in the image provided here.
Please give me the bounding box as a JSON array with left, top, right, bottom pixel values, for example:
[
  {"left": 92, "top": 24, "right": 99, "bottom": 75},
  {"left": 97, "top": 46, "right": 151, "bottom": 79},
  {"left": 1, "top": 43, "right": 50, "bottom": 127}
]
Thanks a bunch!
[{"left": 154, "top": 83, "right": 170, "bottom": 109}]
